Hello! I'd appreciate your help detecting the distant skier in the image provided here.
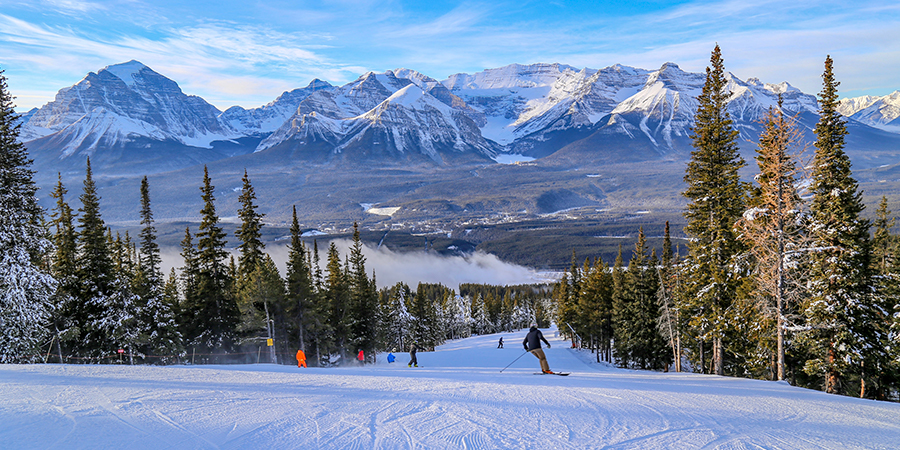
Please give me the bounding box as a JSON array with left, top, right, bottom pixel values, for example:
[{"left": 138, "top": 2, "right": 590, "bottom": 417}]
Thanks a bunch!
[
  {"left": 498, "top": 337, "right": 504, "bottom": 349},
  {"left": 358, "top": 349, "right": 365, "bottom": 365},
  {"left": 408, "top": 342, "right": 419, "bottom": 367},
  {"left": 523, "top": 322, "right": 553, "bottom": 374},
  {"left": 387, "top": 349, "right": 396, "bottom": 363},
  {"left": 296, "top": 349, "right": 307, "bottom": 368}
]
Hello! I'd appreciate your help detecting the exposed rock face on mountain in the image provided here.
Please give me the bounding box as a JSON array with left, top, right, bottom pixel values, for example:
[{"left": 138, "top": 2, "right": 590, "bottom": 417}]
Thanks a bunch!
[
  {"left": 446, "top": 62, "right": 823, "bottom": 160},
  {"left": 219, "top": 79, "right": 334, "bottom": 136},
  {"left": 257, "top": 70, "right": 498, "bottom": 164},
  {"left": 838, "top": 91, "right": 900, "bottom": 132},
  {"left": 22, "top": 61, "right": 235, "bottom": 150}
]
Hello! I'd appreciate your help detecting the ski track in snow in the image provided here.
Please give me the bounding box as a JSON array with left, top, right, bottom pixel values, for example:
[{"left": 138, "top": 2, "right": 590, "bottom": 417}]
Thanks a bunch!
[{"left": 1, "top": 328, "right": 899, "bottom": 449}]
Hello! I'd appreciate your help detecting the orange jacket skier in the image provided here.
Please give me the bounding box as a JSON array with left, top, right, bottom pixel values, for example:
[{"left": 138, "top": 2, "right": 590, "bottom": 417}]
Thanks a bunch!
[{"left": 296, "top": 349, "right": 307, "bottom": 368}]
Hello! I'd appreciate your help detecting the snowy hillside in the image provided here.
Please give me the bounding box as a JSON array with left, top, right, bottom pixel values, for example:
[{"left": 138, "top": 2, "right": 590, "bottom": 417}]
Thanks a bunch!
[{"left": 2, "top": 328, "right": 898, "bottom": 449}]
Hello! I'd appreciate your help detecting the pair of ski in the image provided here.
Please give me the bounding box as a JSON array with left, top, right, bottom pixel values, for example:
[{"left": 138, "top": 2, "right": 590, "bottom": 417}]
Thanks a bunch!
[{"left": 534, "top": 372, "right": 569, "bottom": 376}]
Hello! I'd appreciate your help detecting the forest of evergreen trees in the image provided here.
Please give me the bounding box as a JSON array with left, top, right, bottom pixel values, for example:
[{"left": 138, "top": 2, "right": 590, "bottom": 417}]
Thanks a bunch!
[
  {"left": 35, "top": 160, "right": 556, "bottom": 367},
  {"left": 2, "top": 49, "right": 899, "bottom": 401}
]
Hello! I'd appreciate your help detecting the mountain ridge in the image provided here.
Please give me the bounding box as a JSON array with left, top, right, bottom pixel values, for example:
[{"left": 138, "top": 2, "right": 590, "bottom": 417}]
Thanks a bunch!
[{"left": 15, "top": 60, "right": 900, "bottom": 232}]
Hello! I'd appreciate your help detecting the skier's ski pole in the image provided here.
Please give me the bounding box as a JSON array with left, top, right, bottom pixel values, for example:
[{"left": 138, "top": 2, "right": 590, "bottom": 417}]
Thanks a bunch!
[{"left": 500, "top": 350, "right": 530, "bottom": 372}]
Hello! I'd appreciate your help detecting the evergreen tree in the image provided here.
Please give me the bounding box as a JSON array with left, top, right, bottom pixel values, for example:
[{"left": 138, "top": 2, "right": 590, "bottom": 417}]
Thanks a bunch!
[
  {"left": 611, "top": 245, "right": 628, "bottom": 364},
  {"left": 324, "top": 241, "right": 348, "bottom": 360},
  {"left": 235, "top": 169, "right": 265, "bottom": 280},
  {"left": 47, "top": 174, "right": 78, "bottom": 360},
  {"left": 138, "top": 177, "right": 162, "bottom": 284},
  {"left": 379, "top": 282, "right": 413, "bottom": 352},
  {"left": 104, "top": 231, "right": 141, "bottom": 362},
  {"left": 870, "top": 196, "right": 899, "bottom": 398},
  {"left": 237, "top": 254, "right": 285, "bottom": 363},
  {"left": 680, "top": 45, "right": 746, "bottom": 376},
  {"left": 579, "top": 256, "right": 613, "bottom": 362},
  {"left": 555, "top": 251, "right": 580, "bottom": 343},
  {"left": 872, "top": 196, "right": 896, "bottom": 276},
  {"left": 186, "top": 166, "right": 239, "bottom": 354},
  {"left": 178, "top": 227, "right": 198, "bottom": 308},
  {"left": 472, "top": 293, "right": 490, "bottom": 335},
  {"left": 0, "top": 67, "right": 55, "bottom": 362},
  {"left": 285, "top": 206, "right": 317, "bottom": 354},
  {"left": 74, "top": 158, "right": 117, "bottom": 356},
  {"left": 133, "top": 177, "right": 182, "bottom": 362},
  {"left": 617, "top": 228, "right": 668, "bottom": 369},
  {"left": 345, "top": 223, "right": 377, "bottom": 361},
  {"left": 799, "top": 56, "right": 883, "bottom": 395},
  {"left": 657, "top": 221, "right": 681, "bottom": 372}
]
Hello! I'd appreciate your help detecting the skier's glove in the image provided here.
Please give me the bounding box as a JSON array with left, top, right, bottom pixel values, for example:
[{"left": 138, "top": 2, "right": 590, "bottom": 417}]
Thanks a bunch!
[
  {"left": 523, "top": 346, "right": 528, "bottom": 351},
  {"left": 547, "top": 344, "right": 551, "bottom": 348}
]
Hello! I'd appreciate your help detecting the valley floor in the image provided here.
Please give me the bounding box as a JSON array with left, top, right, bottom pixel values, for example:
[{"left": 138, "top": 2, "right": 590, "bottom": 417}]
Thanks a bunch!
[{"left": 1, "top": 329, "right": 898, "bottom": 449}]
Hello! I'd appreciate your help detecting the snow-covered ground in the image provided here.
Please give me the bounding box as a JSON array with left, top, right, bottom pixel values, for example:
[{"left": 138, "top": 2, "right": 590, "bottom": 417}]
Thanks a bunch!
[{"left": 2, "top": 328, "right": 898, "bottom": 449}]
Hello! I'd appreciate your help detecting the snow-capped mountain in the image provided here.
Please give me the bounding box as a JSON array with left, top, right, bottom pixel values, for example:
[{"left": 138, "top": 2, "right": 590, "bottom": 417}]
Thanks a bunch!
[
  {"left": 257, "top": 70, "right": 498, "bottom": 164},
  {"left": 838, "top": 91, "right": 900, "bottom": 132},
  {"left": 17, "top": 59, "right": 900, "bottom": 179},
  {"left": 445, "top": 62, "right": 821, "bottom": 158},
  {"left": 22, "top": 61, "right": 238, "bottom": 153},
  {"left": 219, "top": 79, "right": 334, "bottom": 135}
]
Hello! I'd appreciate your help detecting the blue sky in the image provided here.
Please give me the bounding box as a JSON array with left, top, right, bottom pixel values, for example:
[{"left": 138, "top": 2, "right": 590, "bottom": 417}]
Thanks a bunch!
[{"left": 2, "top": 0, "right": 898, "bottom": 111}]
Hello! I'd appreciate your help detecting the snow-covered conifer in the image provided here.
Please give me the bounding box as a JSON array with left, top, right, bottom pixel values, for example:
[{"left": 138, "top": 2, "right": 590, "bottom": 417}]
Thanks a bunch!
[
  {"left": 680, "top": 45, "right": 746, "bottom": 376},
  {"left": 0, "top": 67, "right": 55, "bottom": 362},
  {"left": 798, "top": 56, "right": 885, "bottom": 396}
]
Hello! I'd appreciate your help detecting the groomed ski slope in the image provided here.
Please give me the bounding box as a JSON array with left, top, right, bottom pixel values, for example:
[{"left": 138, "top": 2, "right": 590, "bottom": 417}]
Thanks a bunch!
[{"left": 1, "top": 327, "right": 898, "bottom": 449}]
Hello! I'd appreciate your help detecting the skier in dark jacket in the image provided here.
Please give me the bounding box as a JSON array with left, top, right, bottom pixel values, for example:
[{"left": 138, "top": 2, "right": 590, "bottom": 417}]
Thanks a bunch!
[
  {"left": 408, "top": 343, "right": 418, "bottom": 367},
  {"left": 523, "top": 322, "right": 553, "bottom": 374}
]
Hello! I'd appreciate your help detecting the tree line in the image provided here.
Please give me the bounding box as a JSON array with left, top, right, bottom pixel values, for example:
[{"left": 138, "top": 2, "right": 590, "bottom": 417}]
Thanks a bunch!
[
  {"left": 35, "top": 161, "right": 555, "bottom": 366},
  {"left": 553, "top": 47, "right": 900, "bottom": 400}
]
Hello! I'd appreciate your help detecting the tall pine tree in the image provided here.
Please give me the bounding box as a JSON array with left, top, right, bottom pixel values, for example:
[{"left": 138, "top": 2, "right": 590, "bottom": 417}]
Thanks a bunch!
[
  {"left": 0, "top": 67, "right": 55, "bottom": 362},
  {"left": 74, "top": 158, "right": 117, "bottom": 357},
  {"left": 346, "top": 223, "right": 377, "bottom": 361},
  {"left": 134, "top": 177, "right": 182, "bottom": 361},
  {"left": 799, "top": 56, "right": 884, "bottom": 396},
  {"left": 47, "top": 174, "right": 77, "bottom": 360},
  {"left": 285, "top": 206, "right": 319, "bottom": 357},
  {"left": 236, "top": 169, "right": 265, "bottom": 279},
  {"left": 680, "top": 45, "right": 746, "bottom": 376},
  {"left": 186, "top": 166, "right": 239, "bottom": 354}
]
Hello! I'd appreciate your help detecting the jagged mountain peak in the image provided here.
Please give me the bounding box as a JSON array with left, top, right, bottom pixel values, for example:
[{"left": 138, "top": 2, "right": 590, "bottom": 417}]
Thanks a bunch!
[
  {"left": 443, "top": 62, "right": 579, "bottom": 91},
  {"left": 100, "top": 60, "right": 150, "bottom": 87},
  {"left": 305, "top": 78, "right": 332, "bottom": 90},
  {"left": 21, "top": 61, "right": 235, "bottom": 152},
  {"left": 838, "top": 90, "right": 900, "bottom": 131},
  {"left": 643, "top": 62, "right": 699, "bottom": 92}
]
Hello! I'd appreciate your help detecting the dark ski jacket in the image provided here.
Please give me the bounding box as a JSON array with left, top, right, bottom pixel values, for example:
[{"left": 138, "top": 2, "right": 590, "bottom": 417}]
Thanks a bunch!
[{"left": 523, "top": 327, "right": 550, "bottom": 351}]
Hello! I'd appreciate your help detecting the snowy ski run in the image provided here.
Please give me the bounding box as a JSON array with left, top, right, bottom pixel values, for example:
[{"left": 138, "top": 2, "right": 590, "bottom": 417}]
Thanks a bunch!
[{"left": 1, "top": 326, "right": 898, "bottom": 449}]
